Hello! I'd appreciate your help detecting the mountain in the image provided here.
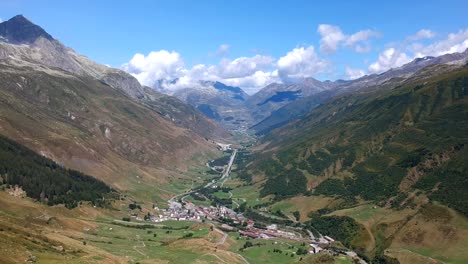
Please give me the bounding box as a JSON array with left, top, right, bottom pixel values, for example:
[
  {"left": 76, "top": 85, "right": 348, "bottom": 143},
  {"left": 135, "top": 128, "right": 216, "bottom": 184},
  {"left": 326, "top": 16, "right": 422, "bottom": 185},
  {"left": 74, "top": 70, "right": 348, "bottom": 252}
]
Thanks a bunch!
[
  {"left": 0, "top": 15, "right": 53, "bottom": 44},
  {"left": 239, "top": 63, "right": 468, "bottom": 262},
  {"left": 250, "top": 49, "right": 468, "bottom": 134},
  {"left": 0, "top": 15, "right": 227, "bottom": 140},
  {"left": 0, "top": 15, "right": 227, "bottom": 200},
  {"left": 250, "top": 89, "right": 336, "bottom": 135},
  {"left": 243, "top": 60, "right": 468, "bottom": 215},
  {"left": 246, "top": 77, "right": 339, "bottom": 123},
  {"left": 170, "top": 81, "right": 252, "bottom": 132}
]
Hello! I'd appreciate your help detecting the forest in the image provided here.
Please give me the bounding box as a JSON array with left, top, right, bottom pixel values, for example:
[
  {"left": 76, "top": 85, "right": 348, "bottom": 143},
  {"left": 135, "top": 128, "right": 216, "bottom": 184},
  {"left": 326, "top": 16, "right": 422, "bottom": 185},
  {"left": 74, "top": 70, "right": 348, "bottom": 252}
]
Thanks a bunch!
[{"left": 0, "top": 135, "right": 115, "bottom": 208}]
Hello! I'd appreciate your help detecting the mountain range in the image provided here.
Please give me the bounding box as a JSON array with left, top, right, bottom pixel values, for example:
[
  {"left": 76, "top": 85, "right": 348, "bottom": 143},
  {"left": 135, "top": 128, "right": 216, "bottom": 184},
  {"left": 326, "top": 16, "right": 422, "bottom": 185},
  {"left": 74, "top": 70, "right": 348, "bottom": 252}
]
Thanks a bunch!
[{"left": 151, "top": 46, "right": 468, "bottom": 137}]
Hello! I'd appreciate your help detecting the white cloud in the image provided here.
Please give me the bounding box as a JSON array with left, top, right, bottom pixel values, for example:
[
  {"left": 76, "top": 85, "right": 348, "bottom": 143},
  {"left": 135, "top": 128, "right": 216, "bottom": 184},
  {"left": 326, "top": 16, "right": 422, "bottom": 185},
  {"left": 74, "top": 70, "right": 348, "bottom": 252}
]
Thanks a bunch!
[
  {"left": 318, "top": 24, "right": 346, "bottom": 53},
  {"left": 368, "top": 48, "right": 411, "bottom": 73},
  {"left": 122, "top": 46, "right": 329, "bottom": 93},
  {"left": 216, "top": 44, "right": 230, "bottom": 56},
  {"left": 122, "top": 51, "right": 277, "bottom": 93},
  {"left": 123, "top": 27, "right": 468, "bottom": 94},
  {"left": 318, "top": 24, "right": 380, "bottom": 53},
  {"left": 0, "top": 18, "right": 3, "bottom": 23},
  {"left": 223, "top": 70, "right": 280, "bottom": 94},
  {"left": 407, "top": 29, "right": 436, "bottom": 41},
  {"left": 122, "top": 50, "right": 185, "bottom": 86},
  {"left": 217, "top": 55, "right": 275, "bottom": 78},
  {"left": 345, "top": 66, "right": 365, "bottom": 79},
  {"left": 277, "top": 46, "right": 330, "bottom": 82},
  {"left": 411, "top": 29, "right": 468, "bottom": 57},
  {"left": 367, "top": 28, "right": 468, "bottom": 75}
]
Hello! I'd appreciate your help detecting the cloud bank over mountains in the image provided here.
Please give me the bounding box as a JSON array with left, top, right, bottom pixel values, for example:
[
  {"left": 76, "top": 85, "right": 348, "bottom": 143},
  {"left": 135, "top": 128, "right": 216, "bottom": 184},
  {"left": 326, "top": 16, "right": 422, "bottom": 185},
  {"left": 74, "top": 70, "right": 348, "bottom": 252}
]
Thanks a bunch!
[{"left": 122, "top": 25, "right": 468, "bottom": 94}]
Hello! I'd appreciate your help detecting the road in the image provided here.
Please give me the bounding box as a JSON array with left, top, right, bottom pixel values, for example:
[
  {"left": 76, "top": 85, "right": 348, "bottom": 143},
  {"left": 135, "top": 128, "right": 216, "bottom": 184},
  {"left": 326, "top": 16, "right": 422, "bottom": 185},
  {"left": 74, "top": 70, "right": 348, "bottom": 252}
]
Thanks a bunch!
[
  {"left": 168, "top": 149, "right": 237, "bottom": 205},
  {"left": 306, "top": 229, "right": 316, "bottom": 240},
  {"left": 220, "top": 149, "right": 237, "bottom": 187}
]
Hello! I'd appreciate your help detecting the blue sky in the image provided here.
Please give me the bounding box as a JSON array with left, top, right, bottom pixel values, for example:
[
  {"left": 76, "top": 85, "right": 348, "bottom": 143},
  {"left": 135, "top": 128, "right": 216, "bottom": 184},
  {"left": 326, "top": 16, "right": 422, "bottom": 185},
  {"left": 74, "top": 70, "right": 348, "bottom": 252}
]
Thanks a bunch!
[{"left": 1, "top": 0, "right": 468, "bottom": 93}]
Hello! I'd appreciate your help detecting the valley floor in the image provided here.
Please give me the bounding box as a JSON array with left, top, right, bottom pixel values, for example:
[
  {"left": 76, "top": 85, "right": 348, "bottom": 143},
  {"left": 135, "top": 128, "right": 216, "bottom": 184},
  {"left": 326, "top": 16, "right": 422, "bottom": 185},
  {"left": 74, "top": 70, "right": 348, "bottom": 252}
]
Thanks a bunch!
[{"left": 1, "top": 141, "right": 467, "bottom": 264}]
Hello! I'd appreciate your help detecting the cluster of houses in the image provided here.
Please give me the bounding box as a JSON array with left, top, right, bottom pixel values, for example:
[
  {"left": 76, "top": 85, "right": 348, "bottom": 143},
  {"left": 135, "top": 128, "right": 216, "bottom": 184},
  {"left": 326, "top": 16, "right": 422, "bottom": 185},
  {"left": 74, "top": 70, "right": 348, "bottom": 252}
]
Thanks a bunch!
[
  {"left": 215, "top": 142, "right": 232, "bottom": 151},
  {"left": 149, "top": 200, "right": 246, "bottom": 224},
  {"left": 147, "top": 201, "right": 307, "bottom": 243},
  {"left": 128, "top": 200, "right": 366, "bottom": 263},
  {"left": 239, "top": 223, "right": 301, "bottom": 241},
  {"left": 309, "top": 235, "right": 335, "bottom": 254}
]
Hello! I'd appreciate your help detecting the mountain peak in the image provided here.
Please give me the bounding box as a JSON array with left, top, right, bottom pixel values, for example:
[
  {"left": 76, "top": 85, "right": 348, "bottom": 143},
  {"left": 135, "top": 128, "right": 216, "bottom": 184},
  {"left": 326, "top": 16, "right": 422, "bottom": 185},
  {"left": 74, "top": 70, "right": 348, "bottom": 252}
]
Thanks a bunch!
[
  {"left": 9, "top": 14, "right": 30, "bottom": 23},
  {"left": 0, "top": 14, "right": 53, "bottom": 44}
]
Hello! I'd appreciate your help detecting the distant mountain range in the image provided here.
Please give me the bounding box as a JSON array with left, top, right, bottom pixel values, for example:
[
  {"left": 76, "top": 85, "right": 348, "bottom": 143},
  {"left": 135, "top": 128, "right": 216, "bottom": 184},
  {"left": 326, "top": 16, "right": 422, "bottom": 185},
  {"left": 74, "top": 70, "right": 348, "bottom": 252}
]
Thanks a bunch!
[
  {"left": 152, "top": 47, "right": 468, "bottom": 135},
  {"left": 251, "top": 49, "right": 468, "bottom": 134}
]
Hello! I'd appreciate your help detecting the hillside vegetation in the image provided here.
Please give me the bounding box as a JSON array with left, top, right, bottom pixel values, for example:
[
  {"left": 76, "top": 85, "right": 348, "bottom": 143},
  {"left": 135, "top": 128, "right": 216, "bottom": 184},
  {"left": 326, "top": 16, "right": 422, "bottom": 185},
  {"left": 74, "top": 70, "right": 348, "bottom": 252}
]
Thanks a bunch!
[
  {"left": 0, "top": 59, "right": 218, "bottom": 202},
  {"left": 247, "top": 65, "right": 468, "bottom": 216},
  {"left": 0, "top": 135, "right": 114, "bottom": 208}
]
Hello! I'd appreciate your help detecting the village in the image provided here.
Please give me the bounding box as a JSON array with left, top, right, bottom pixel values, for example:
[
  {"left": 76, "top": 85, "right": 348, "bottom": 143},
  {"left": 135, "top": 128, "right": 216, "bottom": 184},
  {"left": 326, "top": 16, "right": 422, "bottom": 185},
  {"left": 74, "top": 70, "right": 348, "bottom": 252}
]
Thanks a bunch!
[
  {"left": 148, "top": 199, "right": 340, "bottom": 256},
  {"left": 127, "top": 144, "right": 366, "bottom": 263}
]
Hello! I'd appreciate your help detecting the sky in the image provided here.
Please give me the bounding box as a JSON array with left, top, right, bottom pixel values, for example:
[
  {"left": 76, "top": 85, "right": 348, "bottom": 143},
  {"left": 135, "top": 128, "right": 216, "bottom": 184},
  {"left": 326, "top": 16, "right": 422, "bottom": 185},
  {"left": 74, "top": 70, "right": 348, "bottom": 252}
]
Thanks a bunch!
[{"left": 1, "top": 0, "right": 468, "bottom": 94}]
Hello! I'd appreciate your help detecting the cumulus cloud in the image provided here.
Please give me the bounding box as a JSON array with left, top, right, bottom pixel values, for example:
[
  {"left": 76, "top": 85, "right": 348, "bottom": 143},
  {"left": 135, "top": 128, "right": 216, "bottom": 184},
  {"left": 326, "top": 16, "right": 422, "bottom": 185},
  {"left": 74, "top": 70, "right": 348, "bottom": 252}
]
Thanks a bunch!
[
  {"left": 368, "top": 48, "right": 411, "bottom": 73},
  {"left": 366, "top": 28, "right": 468, "bottom": 75},
  {"left": 411, "top": 29, "right": 468, "bottom": 57},
  {"left": 122, "top": 50, "right": 185, "bottom": 86},
  {"left": 345, "top": 66, "right": 365, "bottom": 79},
  {"left": 217, "top": 55, "right": 275, "bottom": 78},
  {"left": 318, "top": 24, "right": 345, "bottom": 53},
  {"left": 277, "top": 46, "right": 330, "bottom": 82},
  {"left": 222, "top": 70, "right": 280, "bottom": 94},
  {"left": 318, "top": 24, "right": 380, "bottom": 53},
  {"left": 407, "top": 29, "right": 436, "bottom": 41},
  {"left": 123, "top": 27, "right": 468, "bottom": 94},
  {"left": 0, "top": 18, "right": 3, "bottom": 23},
  {"left": 122, "top": 50, "right": 277, "bottom": 93}
]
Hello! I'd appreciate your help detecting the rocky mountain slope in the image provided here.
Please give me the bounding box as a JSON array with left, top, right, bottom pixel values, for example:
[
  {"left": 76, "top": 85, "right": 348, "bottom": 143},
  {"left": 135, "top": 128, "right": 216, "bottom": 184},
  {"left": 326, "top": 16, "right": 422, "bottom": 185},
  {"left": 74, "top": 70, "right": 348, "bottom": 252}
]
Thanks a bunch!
[
  {"left": 0, "top": 15, "right": 227, "bottom": 140},
  {"left": 0, "top": 15, "right": 227, "bottom": 201},
  {"left": 171, "top": 81, "right": 252, "bottom": 131}
]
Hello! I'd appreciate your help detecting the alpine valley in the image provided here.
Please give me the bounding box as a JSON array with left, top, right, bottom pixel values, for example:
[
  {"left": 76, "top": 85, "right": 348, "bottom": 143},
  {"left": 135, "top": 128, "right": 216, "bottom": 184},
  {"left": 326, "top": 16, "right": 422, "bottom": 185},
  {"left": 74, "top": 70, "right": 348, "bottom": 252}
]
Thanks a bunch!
[{"left": 0, "top": 11, "right": 467, "bottom": 264}]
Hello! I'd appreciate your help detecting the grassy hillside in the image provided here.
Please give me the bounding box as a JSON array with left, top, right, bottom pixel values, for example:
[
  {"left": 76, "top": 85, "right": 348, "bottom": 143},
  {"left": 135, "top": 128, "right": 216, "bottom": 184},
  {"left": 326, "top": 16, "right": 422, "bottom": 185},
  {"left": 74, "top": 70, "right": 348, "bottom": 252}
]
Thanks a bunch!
[
  {"left": 250, "top": 90, "right": 335, "bottom": 135},
  {"left": 141, "top": 86, "right": 229, "bottom": 140},
  {"left": 236, "top": 65, "right": 468, "bottom": 262},
  {"left": 248, "top": 65, "right": 468, "bottom": 214},
  {"left": 0, "top": 59, "right": 218, "bottom": 202}
]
